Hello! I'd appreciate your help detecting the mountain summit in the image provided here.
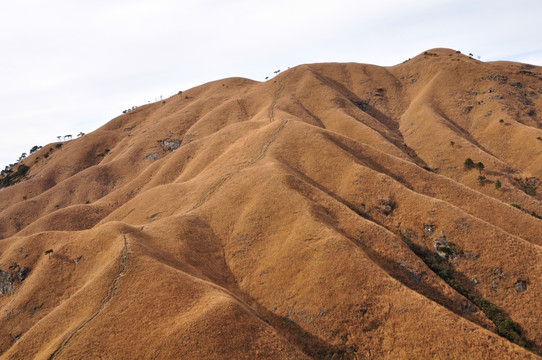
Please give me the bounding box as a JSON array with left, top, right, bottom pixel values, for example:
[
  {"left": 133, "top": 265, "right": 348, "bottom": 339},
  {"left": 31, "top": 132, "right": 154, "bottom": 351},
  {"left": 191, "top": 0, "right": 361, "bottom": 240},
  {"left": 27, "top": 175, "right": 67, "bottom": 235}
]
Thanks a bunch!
[{"left": 0, "top": 48, "right": 541, "bottom": 359}]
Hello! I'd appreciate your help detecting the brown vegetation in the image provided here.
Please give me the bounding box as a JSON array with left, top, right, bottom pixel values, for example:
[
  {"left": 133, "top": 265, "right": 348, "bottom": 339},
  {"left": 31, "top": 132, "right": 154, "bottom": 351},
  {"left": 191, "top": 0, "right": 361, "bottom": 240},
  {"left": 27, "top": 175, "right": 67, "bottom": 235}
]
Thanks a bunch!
[{"left": 0, "top": 48, "right": 541, "bottom": 359}]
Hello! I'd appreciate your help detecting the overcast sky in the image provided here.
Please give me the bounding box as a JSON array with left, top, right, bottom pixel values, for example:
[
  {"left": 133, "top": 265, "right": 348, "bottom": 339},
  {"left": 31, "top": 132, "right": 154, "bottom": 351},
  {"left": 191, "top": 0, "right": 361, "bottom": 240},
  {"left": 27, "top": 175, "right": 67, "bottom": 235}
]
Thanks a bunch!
[{"left": 1, "top": 0, "right": 542, "bottom": 168}]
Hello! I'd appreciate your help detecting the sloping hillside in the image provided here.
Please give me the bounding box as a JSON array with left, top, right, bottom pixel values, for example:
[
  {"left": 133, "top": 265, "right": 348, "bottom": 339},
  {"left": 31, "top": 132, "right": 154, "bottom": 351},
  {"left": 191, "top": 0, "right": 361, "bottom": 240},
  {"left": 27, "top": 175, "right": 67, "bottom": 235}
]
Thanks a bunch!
[{"left": 0, "top": 48, "right": 541, "bottom": 359}]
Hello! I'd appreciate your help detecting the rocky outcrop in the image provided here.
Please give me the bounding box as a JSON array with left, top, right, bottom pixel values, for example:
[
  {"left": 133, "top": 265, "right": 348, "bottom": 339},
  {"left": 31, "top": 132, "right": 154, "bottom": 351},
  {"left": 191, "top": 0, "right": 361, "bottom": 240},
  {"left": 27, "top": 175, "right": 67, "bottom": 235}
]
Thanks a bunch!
[
  {"left": 514, "top": 280, "right": 527, "bottom": 293},
  {"left": 0, "top": 271, "right": 14, "bottom": 294},
  {"left": 158, "top": 138, "right": 181, "bottom": 151}
]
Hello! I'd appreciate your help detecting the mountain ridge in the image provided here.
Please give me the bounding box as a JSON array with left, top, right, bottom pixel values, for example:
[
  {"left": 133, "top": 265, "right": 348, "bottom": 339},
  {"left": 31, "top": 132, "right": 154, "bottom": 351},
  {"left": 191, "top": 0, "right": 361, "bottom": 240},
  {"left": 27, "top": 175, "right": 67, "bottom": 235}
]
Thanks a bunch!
[{"left": 0, "top": 48, "right": 541, "bottom": 359}]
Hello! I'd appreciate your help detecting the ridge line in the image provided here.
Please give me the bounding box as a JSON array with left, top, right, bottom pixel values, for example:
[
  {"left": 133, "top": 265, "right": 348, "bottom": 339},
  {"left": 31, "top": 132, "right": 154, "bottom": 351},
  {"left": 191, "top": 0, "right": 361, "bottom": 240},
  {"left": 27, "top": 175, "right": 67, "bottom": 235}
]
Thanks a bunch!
[{"left": 48, "top": 235, "right": 129, "bottom": 359}]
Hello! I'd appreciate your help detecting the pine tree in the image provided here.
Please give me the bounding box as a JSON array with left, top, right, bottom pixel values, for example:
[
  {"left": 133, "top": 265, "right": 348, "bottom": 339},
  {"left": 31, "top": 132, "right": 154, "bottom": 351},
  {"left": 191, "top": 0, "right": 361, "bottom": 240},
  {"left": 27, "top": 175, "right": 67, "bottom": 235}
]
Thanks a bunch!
[
  {"left": 464, "top": 158, "right": 474, "bottom": 169},
  {"left": 476, "top": 162, "right": 485, "bottom": 174}
]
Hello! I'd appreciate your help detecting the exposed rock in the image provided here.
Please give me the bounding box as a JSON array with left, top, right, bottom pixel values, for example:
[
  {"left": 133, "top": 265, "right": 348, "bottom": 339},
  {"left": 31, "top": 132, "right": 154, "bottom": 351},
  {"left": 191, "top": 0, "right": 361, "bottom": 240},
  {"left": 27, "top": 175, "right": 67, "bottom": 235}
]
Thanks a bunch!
[
  {"left": 158, "top": 138, "right": 182, "bottom": 151},
  {"left": 29, "top": 304, "right": 43, "bottom": 314},
  {"left": 454, "top": 218, "right": 469, "bottom": 234},
  {"left": 487, "top": 74, "right": 508, "bottom": 83},
  {"left": 519, "top": 97, "right": 532, "bottom": 106},
  {"left": 433, "top": 231, "right": 456, "bottom": 258},
  {"left": 401, "top": 228, "right": 418, "bottom": 241},
  {"left": 378, "top": 199, "right": 395, "bottom": 216},
  {"left": 8, "top": 262, "right": 30, "bottom": 283},
  {"left": 0, "top": 271, "right": 14, "bottom": 294},
  {"left": 183, "top": 133, "right": 195, "bottom": 145},
  {"left": 423, "top": 224, "right": 434, "bottom": 236},
  {"left": 401, "top": 265, "right": 422, "bottom": 285},
  {"left": 353, "top": 101, "right": 368, "bottom": 111},
  {"left": 356, "top": 306, "right": 367, "bottom": 318},
  {"left": 514, "top": 280, "right": 527, "bottom": 293},
  {"left": 491, "top": 268, "right": 504, "bottom": 291},
  {"left": 514, "top": 176, "right": 539, "bottom": 196},
  {"left": 460, "top": 300, "right": 478, "bottom": 313},
  {"left": 144, "top": 152, "right": 159, "bottom": 161},
  {"left": 492, "top": 279, "right": 499, "bottom": 291},
  {"left": 16, "top": 267, "right": 30, "bottom": 282}
]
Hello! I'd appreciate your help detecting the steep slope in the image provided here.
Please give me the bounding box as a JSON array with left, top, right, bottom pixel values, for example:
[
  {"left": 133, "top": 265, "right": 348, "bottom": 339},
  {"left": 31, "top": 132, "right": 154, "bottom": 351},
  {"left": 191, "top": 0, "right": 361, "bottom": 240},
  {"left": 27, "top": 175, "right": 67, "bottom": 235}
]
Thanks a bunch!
[{"left": 0, "top": 48, "right": 541, "bottom": 359}]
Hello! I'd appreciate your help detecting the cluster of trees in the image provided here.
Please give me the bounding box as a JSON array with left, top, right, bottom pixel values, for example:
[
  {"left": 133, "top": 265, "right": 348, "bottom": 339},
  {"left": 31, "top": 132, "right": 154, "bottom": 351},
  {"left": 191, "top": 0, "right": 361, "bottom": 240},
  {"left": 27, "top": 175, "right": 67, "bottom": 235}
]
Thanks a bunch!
[
  {"left": 1, "top": 164, "right": 29, "bottom": 187},
  {"left": 0, "top": 144, "right": 43, "bottom": 179},
  {"left": 1, "top": 132, "right": 87, "bottom": 179},
  {"left": 122, "top": 106, "right": 138, "bottom": 114},
  {"left": 463, "top": 158, "right": 484, "bottom": 172},
  {"left": 464, "top": 158, "right": 502, "bottom": 189},
  {"left": 55, "top": 133, "right": 84, "bottom": 142},
  {"left": 464, "top": 158, "right": 486, "bottom": 184}
]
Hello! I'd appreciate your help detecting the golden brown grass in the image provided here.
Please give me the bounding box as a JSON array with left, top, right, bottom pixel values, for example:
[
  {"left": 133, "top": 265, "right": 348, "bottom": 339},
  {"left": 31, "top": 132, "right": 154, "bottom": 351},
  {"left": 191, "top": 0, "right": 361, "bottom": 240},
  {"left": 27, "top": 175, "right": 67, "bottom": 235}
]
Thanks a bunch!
[{"left": 0, "top": 48, "right": 541, "bottom": 359}]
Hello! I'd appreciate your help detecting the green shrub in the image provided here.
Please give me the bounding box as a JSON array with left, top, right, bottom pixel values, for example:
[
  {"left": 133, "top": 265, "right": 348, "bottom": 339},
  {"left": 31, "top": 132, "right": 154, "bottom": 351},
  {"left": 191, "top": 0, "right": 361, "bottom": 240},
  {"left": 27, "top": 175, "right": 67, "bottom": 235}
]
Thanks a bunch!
[
  {"left": 410, "top": 243, "right": 529, "bottom": 350},
  {"left": 510, "top": 204, "right": 540, "bottom": 220},
  {"left": 476, "top": 162, "right": 485, "bottom": 174},
  {"left": 0, "top": 164, "right": 30, "bottom": 188},
  {"left": 97, "top": 149, "right": 110, "bottom": 158},
  {"left": 437, "top": 265, "right": 454, "bottom": 280},
  {"left": 17, "top": 164, "right": 29, "bottom": 176}
]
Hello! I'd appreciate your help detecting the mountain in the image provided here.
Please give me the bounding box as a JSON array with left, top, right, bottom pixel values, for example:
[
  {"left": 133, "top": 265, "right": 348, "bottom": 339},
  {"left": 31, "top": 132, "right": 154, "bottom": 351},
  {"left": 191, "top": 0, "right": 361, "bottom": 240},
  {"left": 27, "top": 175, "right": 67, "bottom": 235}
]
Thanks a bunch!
[{"left": 0, "top": 48, "right": 541, "bottom": 359}]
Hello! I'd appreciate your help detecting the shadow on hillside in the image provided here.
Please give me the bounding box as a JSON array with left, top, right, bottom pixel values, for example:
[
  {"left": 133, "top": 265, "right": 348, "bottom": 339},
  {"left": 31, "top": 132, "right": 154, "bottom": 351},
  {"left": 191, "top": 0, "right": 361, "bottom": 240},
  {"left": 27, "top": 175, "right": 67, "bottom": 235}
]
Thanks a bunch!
[
  {"left": 138, "top": 217, "right": 356, "bottom": 359},
  {"left": 306, "top": 67, "right": 428, "bottom": 169}
]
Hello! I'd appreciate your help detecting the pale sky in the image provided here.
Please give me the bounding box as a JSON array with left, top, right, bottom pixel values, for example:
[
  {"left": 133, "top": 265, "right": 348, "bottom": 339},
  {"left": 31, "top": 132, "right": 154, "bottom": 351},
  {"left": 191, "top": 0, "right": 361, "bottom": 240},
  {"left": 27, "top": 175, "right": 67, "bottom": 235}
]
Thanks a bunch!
[{"left": 1, "top": 0, "right": 542, "bottom": 169}]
